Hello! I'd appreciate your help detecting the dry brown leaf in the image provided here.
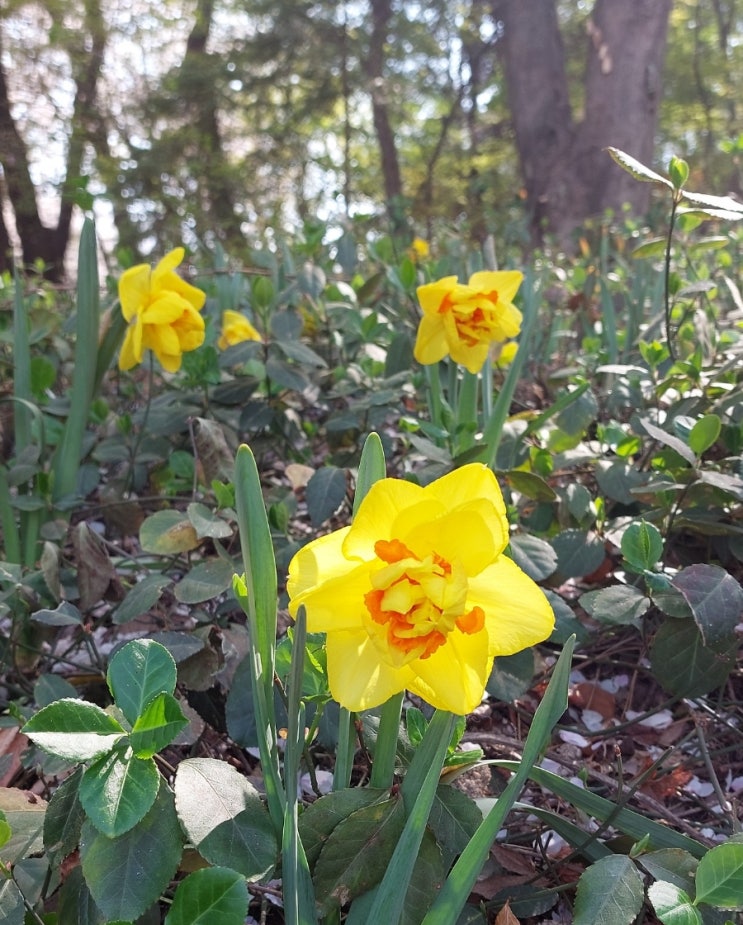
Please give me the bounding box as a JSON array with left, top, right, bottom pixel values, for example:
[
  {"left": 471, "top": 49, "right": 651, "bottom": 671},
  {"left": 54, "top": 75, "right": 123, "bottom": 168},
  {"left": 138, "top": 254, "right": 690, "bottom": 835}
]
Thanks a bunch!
[{"left": 495, "top": 900, "right": 521, "bottom": 925}]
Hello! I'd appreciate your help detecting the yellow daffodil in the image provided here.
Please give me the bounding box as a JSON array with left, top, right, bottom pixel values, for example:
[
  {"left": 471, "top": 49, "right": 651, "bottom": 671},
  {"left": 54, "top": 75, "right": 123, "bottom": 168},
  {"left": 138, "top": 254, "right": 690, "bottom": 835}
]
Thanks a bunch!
[
  {"left": 410, "top": 237, "right": 430, "bottom": 260},
  {"left": 217, "top": 310, "right": 262, "bottom": 350},
  {"left": 414, "top": 271, "right": 523, "bottom": 374},
  {"left": 118, "top": 247, "right": 206, "bottom": 373},
  {"left": 287, "top": 464, "right": 554, "bottom": 714}
]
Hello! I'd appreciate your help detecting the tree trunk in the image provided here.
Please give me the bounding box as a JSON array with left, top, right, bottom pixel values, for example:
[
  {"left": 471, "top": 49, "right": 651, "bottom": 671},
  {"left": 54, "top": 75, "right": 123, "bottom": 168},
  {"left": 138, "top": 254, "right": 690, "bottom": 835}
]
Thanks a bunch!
[
  {"left": 366, "top": 0, "right": 407, "bottom": 232},
  {"left": 495, "top": 0, "right": 673, "bottom": 245},
  {"left": 0, "top": 28, "right": 61, "bottom": 276}
]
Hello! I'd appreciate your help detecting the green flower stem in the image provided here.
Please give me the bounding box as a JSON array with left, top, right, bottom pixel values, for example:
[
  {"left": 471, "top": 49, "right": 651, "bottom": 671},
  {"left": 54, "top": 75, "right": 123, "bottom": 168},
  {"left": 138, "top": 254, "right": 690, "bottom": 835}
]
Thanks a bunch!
[
  {"left": 422, "top": 639, "right": 575, "bottom": 925},
  {"left": 455, "top": 370, "right": 479, "bottom": 454},
  {"left": 0, "top": 469, "right": 20, "bottom": 563},
  {"left": 481, "top": 359, "right": 493, "bottom": 422},
  {"left": 333, "top": 707, "right": 355, "bottom": 790},
  {"left": 282, "top": 606, "right": 319, "bottom": 925},
  {"left": 485, "top": 267, "right": 541, "bottom": 470},
  {"left": 369, "top": 691, "right": 404, "bottom": 789},
  {"left": 425, "top": 363, "right": 444, "bottom": 433},
  {"left": 364, "top": 710, "right": 456, "bottom": 923}
]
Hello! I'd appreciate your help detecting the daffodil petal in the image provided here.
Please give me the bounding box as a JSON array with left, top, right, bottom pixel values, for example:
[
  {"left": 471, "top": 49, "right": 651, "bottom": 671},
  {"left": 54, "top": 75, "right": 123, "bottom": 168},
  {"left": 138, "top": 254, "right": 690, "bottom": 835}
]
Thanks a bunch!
[
  {"left": 470, "top": 557, "right": 555, "bottom": 656},
  {"left": 416, "top": 277, "right": 458, "bottom": 315},
  {"left": 413, "top": 314, "right": 449, "bottom": 366},
  {"left": 118, "top": 264, "right": 151, "bottom": 322},
  {"left": 403, "top": 505, "right": 502, "bottom": 576},
  {"left": 343, "top": 478, "right": 424, "bottom": 560},
  {"left": 326, "top": 629, "right": 413, "bottom": 712},
  {"left": 468, "top": 270, "right": 523, "bottom": 304},
  {"left": 118, "top": 321, "right": 142, "bottom": 371},
  {"left": 427, "top": 465, "right": 507, "bottom": 524},
  {"left": 409, "top": 627, "right": 491, "bottom": 714}
]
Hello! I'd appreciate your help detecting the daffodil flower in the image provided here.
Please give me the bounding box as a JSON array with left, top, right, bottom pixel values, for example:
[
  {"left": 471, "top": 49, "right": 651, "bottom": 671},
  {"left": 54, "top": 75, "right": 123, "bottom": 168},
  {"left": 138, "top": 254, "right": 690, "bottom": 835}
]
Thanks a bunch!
[
  {"left": 118, "top": 248, "right": 206, "bottom": 373},
  {"left": 287, "top": 464, "right": 554, "bottom": 714},
  {"left": 217, "top": 310, "right": 262, "bottom": 350},
  {"left": 414, "top": 271, "right": 523, "bottom": 374}
]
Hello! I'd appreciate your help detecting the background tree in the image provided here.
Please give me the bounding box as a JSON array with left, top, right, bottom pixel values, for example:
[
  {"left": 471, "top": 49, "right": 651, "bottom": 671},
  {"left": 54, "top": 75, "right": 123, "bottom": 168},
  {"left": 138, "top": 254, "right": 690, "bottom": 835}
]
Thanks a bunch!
[
  {"left": 493, "top": 0, "right": 674, "bottom": 246},
  {"left": 3, "top": 0, "right": 743, "bottom": 271}
]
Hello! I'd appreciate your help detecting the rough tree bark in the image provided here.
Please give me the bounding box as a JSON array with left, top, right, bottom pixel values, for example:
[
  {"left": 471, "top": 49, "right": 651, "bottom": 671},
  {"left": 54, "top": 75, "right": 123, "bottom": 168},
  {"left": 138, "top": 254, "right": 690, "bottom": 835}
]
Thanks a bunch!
[
  {"left": 494, "top": 0, "right": 674, "bottom": 245},
  {"left": 366, "top": 0, "right": 407, "bottom": 231},
  {"left": 0, "top": 1, "right": 106, "bottom": 279}
]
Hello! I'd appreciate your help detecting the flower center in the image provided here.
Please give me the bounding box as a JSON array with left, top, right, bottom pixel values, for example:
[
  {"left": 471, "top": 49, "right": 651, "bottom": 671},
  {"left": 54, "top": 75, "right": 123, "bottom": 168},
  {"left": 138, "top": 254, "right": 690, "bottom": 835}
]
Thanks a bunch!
[{"left": 363, "top": 538, "right": 485, "bottom": 665}]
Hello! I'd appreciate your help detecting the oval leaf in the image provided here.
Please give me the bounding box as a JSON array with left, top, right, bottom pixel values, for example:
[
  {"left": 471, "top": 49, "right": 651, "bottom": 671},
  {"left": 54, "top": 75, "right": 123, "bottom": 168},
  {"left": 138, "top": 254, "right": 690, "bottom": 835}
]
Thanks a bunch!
[
  {"left": 573, "top": 855, "right": 645, "bottom": 925},
  {"left": 672, "top": 564, "right": 743, "bottom": 647},
  {"left": 551, "top": 530, "right": 606, "bottom": 579},
  {"left": 174, "top": 757, "right": 277, "bottom": 880},
  {"left": 130, "top": 692, "right": 188, "bottom": 758},
  {"left": 23, "top": 699, "right": 125, "bottom": 762},
  {"left": 688, "top": 414, "right": 721, "bottom": 457},
  {"left": 314, "top": 796, "right": 406, "bottom": 915},
  {"left": 165, "top": 867, "right": 249, "bottom": 925},
  {"left": 107, "top": 639, "right": 178, "bottom": 726},
  {"left": 80, "top": 781, "right": 182, "bottom": 923},
  {"left": 113, "top": 573, "right": 173, "bottom": 625},
  {"left": 139, "top": 510, "right": 200, "bottom": 555},
  {"left": 79, "top": 749, "right": 160, "bottom": 838},
  {"left": 621, "top": 521, "right": 663, "bottom": 571},
  {"left": 174, "top": 558, "right": 235, "bottom": 604},
  {"left": 650, "top": 619, "right": 737, "bottom": 697},
  {"left": 694, "top": 841, "right": 743, "bottom": 910},
  {"left": 306, "top": 466, "right": 347, "bottom": 528},
  {"left": 647, "top": 880, "right": 701, "bottom": 925}
]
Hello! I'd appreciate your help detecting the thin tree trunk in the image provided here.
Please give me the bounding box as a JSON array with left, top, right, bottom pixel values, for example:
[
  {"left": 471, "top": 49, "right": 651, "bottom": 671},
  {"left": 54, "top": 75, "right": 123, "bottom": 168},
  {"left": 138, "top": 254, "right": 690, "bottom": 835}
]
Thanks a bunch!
[
  {"left": 0, "top": 28, "right": 59, "bottom": 276},
  {"left": 366, "top": 0, "right": 406, "bottom": 231},
  {"left": 183, "top": 0, "right": 243, "bottom": 244}
]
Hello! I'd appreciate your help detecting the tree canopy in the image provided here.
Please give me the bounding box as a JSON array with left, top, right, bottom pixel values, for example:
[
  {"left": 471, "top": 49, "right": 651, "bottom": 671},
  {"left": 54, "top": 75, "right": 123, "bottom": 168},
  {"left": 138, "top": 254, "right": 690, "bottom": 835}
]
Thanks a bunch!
[{"left": 0, "top": 0, "right": 741, "bottom": 274}]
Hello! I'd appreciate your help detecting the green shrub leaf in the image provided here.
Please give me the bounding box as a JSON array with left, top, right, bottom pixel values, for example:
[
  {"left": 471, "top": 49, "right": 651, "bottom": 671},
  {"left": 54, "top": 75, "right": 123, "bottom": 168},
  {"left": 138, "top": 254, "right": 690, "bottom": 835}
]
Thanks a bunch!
[
  {"left": 107, "top": 639, "right": 178, "bottom": 726},
  {"left": 672, "top": 564, "right": 743, "bottom": 647},
  {"left": 80, "top": 781, "right": 182, "bottom": 923},
  {"left": 621, "top": 521, "right": 664, "bottom": 571},
  {"left": 139, "top": 509, "right": 200, "bottom": 555},
  {"left": 313, "top": 796, "right": 406, "bottom": 916},
  {"left": 694, "top": 841, "right": 743, "bottom": 910},
  {"left": 80, "top": 748, "right": 159, "bottom": 838},
  {"left": 573, "top": 855, "right": 645, "bottom": 925},
  {"left": 648, "top": 881, "right": 701, "bottom": 925},
  {"left": 174, "top": 757, "right": 277, "bottom": 880},
  {"left": 165, "top": 867, "right": 249, "bottom": 925},
  {"left": 650, "top": 619, "right": 737, "bottom": 697},
  {"left": 688, "top": 414, "right": 721, "bottom": 457},
  {"left": 23, "top": 699, "right": 125, "bottom": 762},
  {"left": 306, "top": 465, "right": 348, "bottom": 527},
  {"left": 130, "top": 692, "right": 188, "bottom": 757},
  {"left": 113, "top": 573, "right": 173, "bottom": 625}
]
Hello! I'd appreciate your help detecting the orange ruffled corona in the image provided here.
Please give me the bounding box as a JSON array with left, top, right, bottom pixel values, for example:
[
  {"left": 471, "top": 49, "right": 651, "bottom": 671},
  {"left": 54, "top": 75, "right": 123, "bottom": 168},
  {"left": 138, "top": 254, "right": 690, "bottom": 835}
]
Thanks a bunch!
[{"left": 287, "top": 464, "right": 554, "bottom": 714}]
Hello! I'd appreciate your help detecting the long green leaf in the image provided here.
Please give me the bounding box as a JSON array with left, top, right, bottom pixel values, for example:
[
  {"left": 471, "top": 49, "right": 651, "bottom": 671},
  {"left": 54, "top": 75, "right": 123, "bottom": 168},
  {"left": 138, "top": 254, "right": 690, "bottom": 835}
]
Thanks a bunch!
[
  {"left": 12, "top": 268, "right": 32, "bottom": 452},
  {"left": 234, "top": 444, "right": 284, "bottom": 832},
  {"left": 360, "top": 711, "right": 456, "bottom": 924},
  {"left": 484, "top": 267, "right": 542, "bottom": 469},
  {"left": 353, "top": 431, "right": 387, "bottom": 515},
  {"left": 52, "top": 218, "right": 100, "bottom": 504},
  {"left": 422, "top": 638, "right": 575, "bottom": 925},
  {"left": 493, "top": 763, "right": 706, "bottom": 858}
]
